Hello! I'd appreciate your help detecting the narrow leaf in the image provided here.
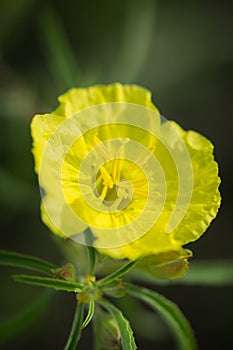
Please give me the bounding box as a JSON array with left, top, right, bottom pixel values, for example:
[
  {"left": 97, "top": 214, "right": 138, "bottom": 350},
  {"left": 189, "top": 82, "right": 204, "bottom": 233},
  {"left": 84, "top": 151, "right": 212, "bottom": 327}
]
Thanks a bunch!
[
  {"left": 13, "top": 274, "right": 84, "bottom": 292},
  {"left": 99, "top": 299, "right": 137, "bottom": 350},
  {"left": 97, "top": 259, "right": 140, "bottom": 287},
  {"left": 0, "top": 250, "right": 56, "bottom": 275},
  {"left": 93, "top": 307, "right": 122, "bottom": 350},
  {"left": 64, "top": 302, "right": 84, "bottom": 350},
  {"left": 126, "top": 284, "right": 197, "bottom": 350},
  {"left": 81, "top": 298, "right": 95, "bottom": 329}
]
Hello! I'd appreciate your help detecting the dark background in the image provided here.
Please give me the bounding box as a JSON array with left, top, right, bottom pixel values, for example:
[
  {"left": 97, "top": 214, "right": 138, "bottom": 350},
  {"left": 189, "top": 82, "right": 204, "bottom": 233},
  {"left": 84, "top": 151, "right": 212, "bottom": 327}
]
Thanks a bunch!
[{"left": 0, "top": 0, "right": 232, "bottom": 349}]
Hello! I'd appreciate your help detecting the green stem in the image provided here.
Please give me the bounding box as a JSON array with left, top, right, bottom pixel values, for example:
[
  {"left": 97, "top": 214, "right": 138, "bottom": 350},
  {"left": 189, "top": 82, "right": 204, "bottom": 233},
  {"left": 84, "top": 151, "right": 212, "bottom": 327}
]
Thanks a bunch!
[
  {"left": 84, "top": 228, "right": 96, "bottom": 275},
  {"left": 64, "top": 302, "right": 84, "bottom": 350},
  {"left": 97, "top": 259, "right": 140, "bottom": 287}
]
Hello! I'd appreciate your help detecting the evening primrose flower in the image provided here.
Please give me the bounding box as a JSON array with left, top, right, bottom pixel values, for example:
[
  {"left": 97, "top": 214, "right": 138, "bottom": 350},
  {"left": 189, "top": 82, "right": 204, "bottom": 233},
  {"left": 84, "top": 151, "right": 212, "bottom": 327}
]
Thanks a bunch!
[{"left": 31, "top": 83, "right": 221, "bottom": 261}]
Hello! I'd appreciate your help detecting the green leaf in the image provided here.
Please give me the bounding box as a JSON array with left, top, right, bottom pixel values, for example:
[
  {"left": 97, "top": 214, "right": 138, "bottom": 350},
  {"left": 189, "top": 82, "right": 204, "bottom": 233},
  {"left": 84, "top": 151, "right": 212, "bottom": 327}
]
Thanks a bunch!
[
  {"left": 138, "top": 249, "right": 192, "bottom": 280},
  {"left": 13, "top": 274, "right": 84, "bottom": 292},
  {"left": 0, "top": 290, "right": 52, "bottom": 344},
  {"left": 93, "top": 307, "right": 122, "bottom": 350},
  {"left": 0, "top": 250, "right": 56, "bottom": 275},
  {"left": 99, "top": 299, "right": 137, "bottom": 350},
  {"left": 81, "top": 298, "right": 95, "bottom": 329},
  {"left": 126, "top": 284, "right": 197, "bottom": 350},
  {"left": 64, "top": 302, "right": 84, "bottom": 350},
  {"left": 97, "top": 259, "right": 140, "bottom": 287}
]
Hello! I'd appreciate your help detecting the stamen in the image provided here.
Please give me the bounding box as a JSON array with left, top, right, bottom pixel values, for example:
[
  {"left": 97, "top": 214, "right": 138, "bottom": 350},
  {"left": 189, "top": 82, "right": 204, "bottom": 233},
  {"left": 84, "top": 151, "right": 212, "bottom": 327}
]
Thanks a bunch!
[
  {"left": 115, "top": 158, "right": 122, "bottom": 183},
  {"left": 112, "top": 159, "right": 117, "bottom": 183},
  {"left": 99, "top": 185, "right": 108, "bottom": 200},
  {"left": 95, "top": 173, "right": 102, "bottom": 188},
  {"left": 100, "top": 167, "right": 113, "bottom": 188},
  {"left": 112, "top": 158, "right": 122, "bottom": 184}
]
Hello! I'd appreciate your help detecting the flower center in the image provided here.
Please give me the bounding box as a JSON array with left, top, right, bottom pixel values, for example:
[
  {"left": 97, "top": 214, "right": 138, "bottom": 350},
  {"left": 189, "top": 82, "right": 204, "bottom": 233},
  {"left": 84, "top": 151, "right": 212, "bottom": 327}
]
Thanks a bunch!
[
  {"left": 87, "top": 134, "right": 152, "bottom": 212},
  {"left": 95, "top": 158, "right": 133, "bottom": 210}
]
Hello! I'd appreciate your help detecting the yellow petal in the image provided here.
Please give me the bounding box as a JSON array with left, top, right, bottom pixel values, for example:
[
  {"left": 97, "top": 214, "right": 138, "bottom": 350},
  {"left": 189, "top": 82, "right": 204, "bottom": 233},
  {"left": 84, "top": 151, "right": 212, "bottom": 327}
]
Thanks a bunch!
[
  {"left": 55, "top": 83, "right": 158, "bottom": 117},
  {"left": 31, "top": 113, "right": 65, "bottom": 174}
]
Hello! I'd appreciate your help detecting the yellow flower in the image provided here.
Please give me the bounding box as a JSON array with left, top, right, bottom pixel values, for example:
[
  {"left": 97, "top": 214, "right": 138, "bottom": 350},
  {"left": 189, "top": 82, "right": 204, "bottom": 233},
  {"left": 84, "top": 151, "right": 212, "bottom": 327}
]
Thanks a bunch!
[{"left": 31, "top": 83, "right": 221, "bottom": 260}]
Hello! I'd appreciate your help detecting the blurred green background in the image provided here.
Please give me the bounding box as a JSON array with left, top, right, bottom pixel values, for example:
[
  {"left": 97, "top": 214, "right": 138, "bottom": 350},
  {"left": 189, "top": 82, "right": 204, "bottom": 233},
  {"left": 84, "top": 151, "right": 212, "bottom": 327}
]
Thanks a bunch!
[{"left": 0, "top": 0, "right": 232, "bottom": 349}]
